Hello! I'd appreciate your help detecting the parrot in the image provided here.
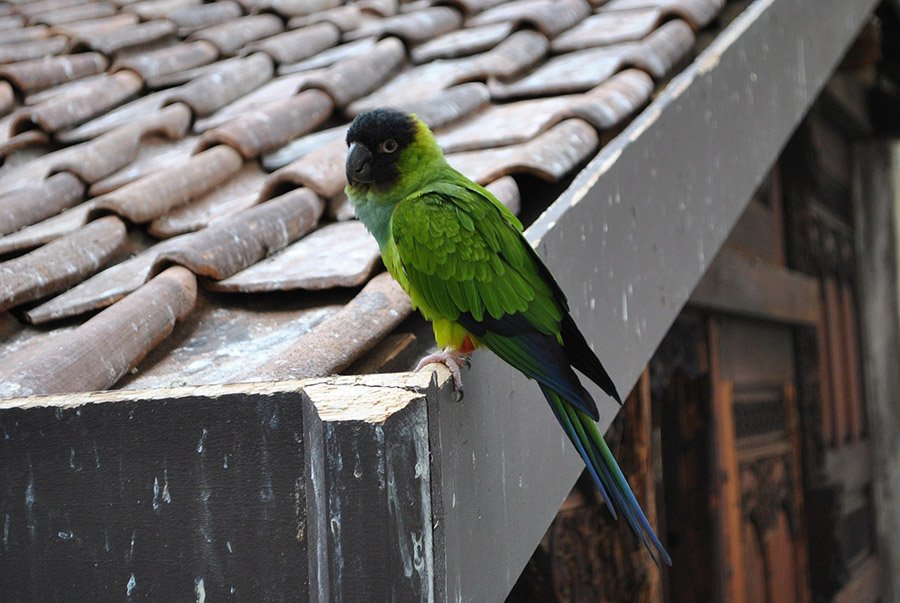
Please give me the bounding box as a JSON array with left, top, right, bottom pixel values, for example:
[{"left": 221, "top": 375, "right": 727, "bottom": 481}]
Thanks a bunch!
[{"left": 344, "top": 108, "right": 671, "bottom": 567}]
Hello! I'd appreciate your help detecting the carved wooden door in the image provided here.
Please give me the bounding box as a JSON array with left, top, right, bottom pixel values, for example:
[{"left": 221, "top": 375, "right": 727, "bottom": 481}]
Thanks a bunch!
[{"left": 708, "top": 318, "right": 812, "bottom": 603}]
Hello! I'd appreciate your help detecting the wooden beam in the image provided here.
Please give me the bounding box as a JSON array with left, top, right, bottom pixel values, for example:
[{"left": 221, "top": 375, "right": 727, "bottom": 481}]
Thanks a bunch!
[
  {"left": 824, "top": 279, "right": 850, "bottom": 445},
  {"left": 708, "top": 320, "right": 746, "bottom": 603},
  {"left": 0, "top": 370, "right": 453, "bottom": 601},
  {"left": 636, "top": 370, "right": 662, "bottom": 603},
  {"left": 840, "top": 285, "right": 865, "bottom": 441},
  {"left": 0, "top": 385, "right": 312, "bottom": 600},
  {"left": 690, "top": 247, "right": 820, "bottom": 325},
  {"left": 852, "top": 141, "right": 900, "bottom": 601}
]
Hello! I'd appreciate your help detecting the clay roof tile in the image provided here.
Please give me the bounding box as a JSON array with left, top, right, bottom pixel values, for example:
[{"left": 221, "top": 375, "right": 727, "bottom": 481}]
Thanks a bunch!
[
  {"left": 0, "top": 0, "right": 721, "bottom": 393},
  {"left": 112, "top": 40, "right": 219, "bottom": 81},
  {"left": 90, "top": 144, "right": 244, "bottom": 223},
  {"left": 242, "top": 22, "right": 340, "bottom": 65},
  {"left": 299, "top": 36, "right": 405, "bottom": 107},
  {"left": 344, "top": 6, "right": 464, "bottom": 45},
  {"left": 16, "top": 0, "right": 92, "bottom": 21},
  {"left": 0, "top": 215, "right": 126, "bottom": 312},
  {"left": 0, "top": 171, "right": 85, "bottom": 236},
  {"left": 0, "top": 266, "right": 196, "bottom": 397},
  {"left": 190, "top": 14, "right": 284, "bottom": 56},
  {"left": 30, "top": 2, "right": 118, "bottom": 27},
  {"left": 168, "top": 1, "right": 243, "bottom": 36},
  {"left": 164, "top": 52, "right": 274, "bottom": 117},
  {"left": 196, "top": 88, "right": 334, "bottom": 159},
  {"left": 467, "top": 0, "right": 590, "bottom": 38},
  {"left": 0, "top": 24, "right": 48, "bottom": 46},
  {"left": 50, "top": 103, "right": 192, "bottom": 183},
  {"left": 10, "top": 70, "right": 143, "bottom": 136},
  {"left": 0, "top": 52, "right": 108, "bottom": 95},
  {"left": 209, "top": 220, "right": 382, "bottom": 292},
  {"left": 0, "top": 36, "right": 67, "bottom": 64},
  {"left": 446, "top": 118, "right": 599, "bottom": 183}
]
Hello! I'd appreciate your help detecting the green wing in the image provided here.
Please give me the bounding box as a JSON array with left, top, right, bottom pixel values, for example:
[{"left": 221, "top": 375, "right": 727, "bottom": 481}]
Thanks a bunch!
[{"left": 390, "top": 176, "right": 562, "bottom": 333}]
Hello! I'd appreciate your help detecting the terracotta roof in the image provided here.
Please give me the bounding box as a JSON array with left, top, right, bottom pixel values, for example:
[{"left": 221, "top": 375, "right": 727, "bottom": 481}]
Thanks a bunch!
[{"left": 0, "top": 0, "right": 724, "bottom": 397}]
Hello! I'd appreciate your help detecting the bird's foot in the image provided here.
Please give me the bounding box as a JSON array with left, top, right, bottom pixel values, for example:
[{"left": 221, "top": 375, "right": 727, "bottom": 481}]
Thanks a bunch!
[{"left": 415, "top": 348, "right": 469, "bottom": 399}]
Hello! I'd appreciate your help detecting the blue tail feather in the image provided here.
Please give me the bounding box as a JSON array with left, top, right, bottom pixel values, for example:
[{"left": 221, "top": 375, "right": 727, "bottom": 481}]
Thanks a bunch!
[
  {"left": 541, "top": 386, "right": 672, "bottom": 567},
  {"left": 548, "top": 391, "right": 617, "bottom": 520}
]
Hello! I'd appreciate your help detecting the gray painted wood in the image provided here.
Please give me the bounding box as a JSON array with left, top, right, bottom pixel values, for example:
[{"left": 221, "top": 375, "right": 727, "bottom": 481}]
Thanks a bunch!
[
  {"left": 852, "top": 141, "right": 900, "bottom": 602},
  {"left": 0, "top": 387, "right": 310, "bottom": 600},
  {"left": 302, "top": 375, "right": 436, "bottom": 602},
  {"left": 429, "top": 0, "right": 880, "bottom": 599},
  {"left": 0, "top": 373, "right": 444, "bottom": 602}
]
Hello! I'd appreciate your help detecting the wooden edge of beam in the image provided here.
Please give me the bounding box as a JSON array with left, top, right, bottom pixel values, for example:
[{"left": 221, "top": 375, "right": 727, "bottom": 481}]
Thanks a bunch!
[
  {"left": 0, "top": 366, "right": 453, "bottom": 422},
  {"left": 304, "top": 366, "right": 453, "bottom": 423}
]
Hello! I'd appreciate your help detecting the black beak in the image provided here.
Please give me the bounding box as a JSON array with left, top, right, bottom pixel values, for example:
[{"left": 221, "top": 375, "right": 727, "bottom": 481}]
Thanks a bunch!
[{"left": 346, "top": 143, "right": 374, "bottom": 185}]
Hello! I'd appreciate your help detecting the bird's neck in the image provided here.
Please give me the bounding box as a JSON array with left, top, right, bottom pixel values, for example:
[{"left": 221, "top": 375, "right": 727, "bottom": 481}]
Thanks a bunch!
[
  {"left": 353, "top": 197, "right": 395, "bottom": 249},
  {"left": 350, "top": 152, "right": 449, "bottom": 249}
]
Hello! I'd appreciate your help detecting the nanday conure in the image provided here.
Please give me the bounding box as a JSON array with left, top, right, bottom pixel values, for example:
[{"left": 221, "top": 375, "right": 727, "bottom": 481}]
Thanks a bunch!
[{"left": 344, "top": 108, "right": 671, "bottom": 566}]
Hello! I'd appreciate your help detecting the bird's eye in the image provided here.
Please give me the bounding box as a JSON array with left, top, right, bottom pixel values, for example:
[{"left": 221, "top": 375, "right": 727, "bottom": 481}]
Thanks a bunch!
[{"left": 380, "top": 139, "right": 399, "bottom": 153}]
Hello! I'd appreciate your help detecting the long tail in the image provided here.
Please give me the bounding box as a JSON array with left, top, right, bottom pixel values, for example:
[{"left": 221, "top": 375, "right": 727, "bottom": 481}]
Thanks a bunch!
[{"left": 542, "top": 385, "right": 672, "bottom": 567}]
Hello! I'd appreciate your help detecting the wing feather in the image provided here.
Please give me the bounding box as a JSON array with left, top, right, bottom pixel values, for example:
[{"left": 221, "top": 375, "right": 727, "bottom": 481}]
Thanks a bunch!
[
  {"left": 390, "top": 180, "right": 558, "bottom": 329},
  {"left": 390, "top": 174, "right": 617, "bottom": 416}
]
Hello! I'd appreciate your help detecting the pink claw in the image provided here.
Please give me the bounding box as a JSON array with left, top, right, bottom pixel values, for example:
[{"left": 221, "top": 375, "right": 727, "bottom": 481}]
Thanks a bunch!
[{"left": 415, "top": 348, "right": 468, "bottom": 392}]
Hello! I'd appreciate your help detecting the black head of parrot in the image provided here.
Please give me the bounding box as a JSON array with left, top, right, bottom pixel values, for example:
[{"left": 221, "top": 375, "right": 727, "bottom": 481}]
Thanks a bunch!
[{"left": 345, "top": 108, "right": 418, "bottom": 189}]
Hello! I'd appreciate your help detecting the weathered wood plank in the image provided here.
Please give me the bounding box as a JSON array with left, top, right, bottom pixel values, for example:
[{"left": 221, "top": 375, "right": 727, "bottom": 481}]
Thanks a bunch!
[
  {"left": 302, "top": 373, "right": 440, "bottom": 602},
  {"left": 0, "top": 370, "right": 453, "bottom": 602},
  {"left": 852, "top": 141, "right": 900, "bottom": 602},
  {"left": 689, "top": 247, "right": 820, "bottom": 325},
  {"left": 0, "top": 388, "right": 310, "bottom": 600}
]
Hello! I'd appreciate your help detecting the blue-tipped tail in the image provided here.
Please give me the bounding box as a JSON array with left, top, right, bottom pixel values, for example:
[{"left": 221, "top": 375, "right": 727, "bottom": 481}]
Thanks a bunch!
[{"left": 543, "top": 386, "right": 672, "bottom": 567}]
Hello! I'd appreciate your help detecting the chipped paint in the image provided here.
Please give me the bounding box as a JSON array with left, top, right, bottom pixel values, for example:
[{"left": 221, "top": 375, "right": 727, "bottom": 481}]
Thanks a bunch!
[
  {"left": 196, "top": 428, "right": 207, "bottom": 454},
  {"left": 162, "top": 469, "right": 171, "bottom": 504},
  {"left": 152, "top": 477, "right": 161, "bottom": 511},
  {"left": 194, "top": 577, "right": 206, "bottom": 603},
  {"left": 698, "top": 0, "right": 775, "bottom": 76},
  {"left": 626, "top": 106, "right": 662, "bottom": 143},
  {"left": 324, "top": 423, "right": 345, "bottom": 595}
]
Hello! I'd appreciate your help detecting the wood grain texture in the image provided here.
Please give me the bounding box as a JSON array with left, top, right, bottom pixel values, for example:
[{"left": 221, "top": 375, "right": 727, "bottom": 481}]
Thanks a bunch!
[
  {"left": 852, "top": 141, "right": 900, "bottom": 601},
  {"left": 689, "top": 247, "right": 820, "bottom": 325},
  {"left": 0, "top": 388, "right": 310, "bottom": 600},
  {"left": 708, "top": 321, "right": 747, "bottom": 603}
]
